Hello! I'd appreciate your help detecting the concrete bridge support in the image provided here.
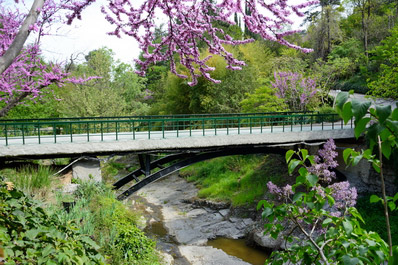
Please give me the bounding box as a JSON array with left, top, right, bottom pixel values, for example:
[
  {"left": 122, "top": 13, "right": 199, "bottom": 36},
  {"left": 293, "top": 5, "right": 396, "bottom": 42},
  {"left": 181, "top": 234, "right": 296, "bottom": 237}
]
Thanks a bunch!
[{"left": 72, "top": 158, "right": 102, "bottom": 182}]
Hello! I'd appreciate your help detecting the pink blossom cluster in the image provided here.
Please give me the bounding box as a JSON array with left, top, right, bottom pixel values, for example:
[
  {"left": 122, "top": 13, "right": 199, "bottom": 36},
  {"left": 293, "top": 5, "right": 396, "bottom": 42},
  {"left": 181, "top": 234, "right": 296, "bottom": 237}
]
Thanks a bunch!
[
  {"left": 308, "top": 139, "right": 338, "bottom": 183},
  {"left": 329, "top": 181, "right": 358, "bottom": 209},
  {"left": 267, "top": 181, "right": 293, "bottom": 200},
  {"left": 0, "top": 2, "right": 94, "bottom": 111},
  {"left": 267, "top": 139, "right": 358, "bottom": 213},
  {"left": 272, "top": 71, "right": 318, "bottom": 111},
  {"left": 62, "top": 0, "right": 318, "bottom": 86}
]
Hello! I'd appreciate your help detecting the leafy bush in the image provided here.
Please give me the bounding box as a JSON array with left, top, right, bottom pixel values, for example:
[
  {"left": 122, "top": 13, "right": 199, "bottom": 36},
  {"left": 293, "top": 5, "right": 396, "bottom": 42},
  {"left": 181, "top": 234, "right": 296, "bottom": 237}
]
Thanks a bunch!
[
  {"left": 49, "top": 181, "right": 159, "bottom": 265},
  {"left": 0, "top": 177, "right": 105, "bottom": 264},
  {"left": 334, "top": 74, "right": 369, "bottom": 94},
  {"left": 315, "top": 105, "right": 340, "bottom": 122}
]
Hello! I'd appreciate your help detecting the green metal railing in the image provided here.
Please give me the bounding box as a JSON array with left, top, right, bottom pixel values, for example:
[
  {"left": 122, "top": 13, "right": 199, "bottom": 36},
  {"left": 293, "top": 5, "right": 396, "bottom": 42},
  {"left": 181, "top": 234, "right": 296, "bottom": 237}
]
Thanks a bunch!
[{"left": 0, "top": 112, "right": 352, "bottom": 146}]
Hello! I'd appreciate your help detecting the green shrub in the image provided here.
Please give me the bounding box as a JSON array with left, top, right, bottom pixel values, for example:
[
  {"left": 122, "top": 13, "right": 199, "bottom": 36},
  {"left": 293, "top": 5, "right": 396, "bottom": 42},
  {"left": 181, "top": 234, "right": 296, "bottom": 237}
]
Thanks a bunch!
[
  {"left": 0, "top": 177, "right": 105, "bottom": 264},
  {"left": 48, "top": 181, "right": 159, "bottom": 265},
  {"left": 315, "top": 105, "right": 340, "bottom": 122}
]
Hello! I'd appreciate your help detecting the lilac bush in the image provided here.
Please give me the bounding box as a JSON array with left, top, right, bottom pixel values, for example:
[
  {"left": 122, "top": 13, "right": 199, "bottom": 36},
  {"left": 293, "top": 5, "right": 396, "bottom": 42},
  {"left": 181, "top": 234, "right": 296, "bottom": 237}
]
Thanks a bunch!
[
  {"left": 258, "top": 139, "right": 383, "bottom": 264},
  {"left": 272, "top": 71, "right": 318, "bottom": 111}
]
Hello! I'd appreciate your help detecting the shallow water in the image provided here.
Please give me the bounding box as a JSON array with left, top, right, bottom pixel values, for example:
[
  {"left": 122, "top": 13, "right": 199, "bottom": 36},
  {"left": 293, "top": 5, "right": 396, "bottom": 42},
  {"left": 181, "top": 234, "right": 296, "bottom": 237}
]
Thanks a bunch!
[{"left": 207, "top": 237, "right": 268, "bottom": 265}]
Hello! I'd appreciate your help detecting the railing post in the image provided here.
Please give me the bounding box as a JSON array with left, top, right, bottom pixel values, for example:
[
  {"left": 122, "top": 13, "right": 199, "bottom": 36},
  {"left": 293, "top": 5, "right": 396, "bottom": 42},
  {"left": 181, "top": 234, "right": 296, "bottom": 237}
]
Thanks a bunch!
[
  {"left": 271, "top": 118, "right": 273, "bottom": 133},
  {"left": 250, "top": 118, "right": 252, "bottom": 134},
  {"left": 38, "top": 122, "right": 41, "bottom": 144},
  {"left": 162, "top": 121, "right": 165, "bottom": 138},
  {"left": 189, "top": 121, "right": 192, "bottom": 137},
  {"left": 238, "top": 117, "right": 241, "bottom": 134},
  {"left": 101, "top": 122, "right": 104, "bottom": 141},
  {"left": 227, "top": 119, "right": 229, "bottom": 135},
  {"left": 87, "top": 122, "right": 90, "bottom": 142},
  {"left": 311, "top": 114, "right": 313, "bottom": 131},
  {"left": 116, "top": 121, "right": 119, "bottom": 140},
  {"left": 202, "top": 119, "right": 205, "bottom": 136},
  {"left": 322, "top": 116, "right": 324, "bottom": 130},
  {"left": 300, "top": 116, "right": 303, "bottom": 131},
  {"left": 260, "top": 118, "right": 263, "bottom": 133},
  {"left": 177, "top": 120, "right": 179, "bottom": 137},
  {"left": 53, "top": 123, "right": 57, "bottom": 143},
  {"left": 70, "top": 123, "right": 73, "bottom": 142},
  {"left": 148, "top": 121, "right": 151, "bottom": 139},
  {"left": 291, "top": 116, "right": 293, "bottom": 132},
  {"left": 214, "top": 119, "right": 217, "bottom": 135},
  {"left": 22, "top": 124, "right": 25, "bottom": 145},
  {"left": 5, "top": 124, "right": 8, "bottom": 146},
  {"left": 133, "top": 122, "right": 135, "bottom": 140}
]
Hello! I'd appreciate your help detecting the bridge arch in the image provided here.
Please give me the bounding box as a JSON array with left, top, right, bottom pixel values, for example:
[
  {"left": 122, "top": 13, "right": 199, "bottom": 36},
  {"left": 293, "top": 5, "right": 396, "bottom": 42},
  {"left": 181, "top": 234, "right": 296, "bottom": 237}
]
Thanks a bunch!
[{"left": 115, "top": 145, "right": 287, "bottom": 200}]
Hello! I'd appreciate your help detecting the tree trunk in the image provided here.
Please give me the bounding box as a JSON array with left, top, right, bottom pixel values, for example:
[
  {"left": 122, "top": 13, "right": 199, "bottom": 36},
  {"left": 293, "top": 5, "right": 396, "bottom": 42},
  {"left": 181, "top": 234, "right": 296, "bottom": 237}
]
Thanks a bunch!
[{"left": 0, "top": 0, "right": 45, "bottom": 75}]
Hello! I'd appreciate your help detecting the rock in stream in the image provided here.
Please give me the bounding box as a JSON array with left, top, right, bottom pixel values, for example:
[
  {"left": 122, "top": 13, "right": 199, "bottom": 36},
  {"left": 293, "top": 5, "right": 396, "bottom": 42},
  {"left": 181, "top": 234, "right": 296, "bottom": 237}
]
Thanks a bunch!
[{"left": 129, "top": 173, "right": 254, "bottom": 265}]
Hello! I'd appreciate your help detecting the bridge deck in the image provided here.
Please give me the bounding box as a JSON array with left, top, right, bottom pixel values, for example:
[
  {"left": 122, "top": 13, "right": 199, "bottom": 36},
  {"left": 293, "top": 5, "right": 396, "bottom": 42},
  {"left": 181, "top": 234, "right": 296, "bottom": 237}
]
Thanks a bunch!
[{"left": 0, "top": 113, "right": 355, "bottom": 159}]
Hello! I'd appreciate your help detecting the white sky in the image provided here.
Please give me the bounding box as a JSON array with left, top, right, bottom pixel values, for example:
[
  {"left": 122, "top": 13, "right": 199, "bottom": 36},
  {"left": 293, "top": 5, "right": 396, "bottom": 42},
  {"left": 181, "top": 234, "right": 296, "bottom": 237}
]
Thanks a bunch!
[
  {"left": 39, "top": 1, "right": 142, "bottom": 65},
  {"left": 8, "top": 0, "right": 308, "bottom": 66}
]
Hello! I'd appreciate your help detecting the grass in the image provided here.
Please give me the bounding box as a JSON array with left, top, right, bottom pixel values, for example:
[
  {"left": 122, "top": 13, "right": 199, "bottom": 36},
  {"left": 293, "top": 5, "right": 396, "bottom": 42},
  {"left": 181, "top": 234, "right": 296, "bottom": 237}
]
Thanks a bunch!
[
  {"left": 356, "top": 194, "right": 398, "bottom": 245},
  {"left": 180, "top": 154, "right": 289, "bottom": 206},
  {"left": 0, "top": 165, "right": 57, "bottom": 197}
]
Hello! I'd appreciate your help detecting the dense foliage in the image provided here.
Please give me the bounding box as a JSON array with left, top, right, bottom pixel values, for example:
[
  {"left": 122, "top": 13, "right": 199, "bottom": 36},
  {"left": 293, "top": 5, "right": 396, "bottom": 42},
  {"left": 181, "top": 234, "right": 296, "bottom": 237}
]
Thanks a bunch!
[{"left": 0, "top": 177, "right": 105, "bottom": 264}]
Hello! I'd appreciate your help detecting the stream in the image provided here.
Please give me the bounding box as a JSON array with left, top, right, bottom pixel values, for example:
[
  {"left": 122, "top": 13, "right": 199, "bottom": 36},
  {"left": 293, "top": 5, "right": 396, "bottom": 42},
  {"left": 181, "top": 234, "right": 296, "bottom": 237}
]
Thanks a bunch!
[{"left": 127, "top": 173, "right": 269, "bottom": 265}]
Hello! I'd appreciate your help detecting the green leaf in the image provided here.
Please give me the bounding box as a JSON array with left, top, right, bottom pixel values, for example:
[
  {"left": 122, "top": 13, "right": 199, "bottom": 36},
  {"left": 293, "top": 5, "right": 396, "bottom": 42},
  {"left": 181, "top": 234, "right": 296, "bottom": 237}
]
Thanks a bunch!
[
  {"left": 386, "top": 120, "right": 398, "bottom": 132},
  {"left": 288, "top": 159, "right": 301, "bottom": 175},
  {"left": 352, "top": 154, "right": 363, "bottom": 166},
  {"left": 343, "top": 148, "right": 353, "bottom": 164},
  {"left": 343, "top": 102, "right": 353, "bottom": 124},
  {"left": 296, "top": 175, "right": 306, "bottom": 185},
  {"left": 388, "top": 201, "right": 396, "bottom": 211},
  {"left": 343, "top": 220, "right": 353, "bottom": 235},
  {"left": 25, "top": 229, "right": 40, "bottom": 240},
  {"left": 285, "top": 150, "right": 295, "bottom": 163},
  {"left": 300, "top": 149, "right": 308, "bottom": 160},
  {"left": 392, "top": 108, "right": 398, "bottom": 121},
  {"left": 349, "top": 207, "right": 365, "bottom": 223},
  {"left": 336, "top": 92, "right": 350, "bottom": 112},
  {"left": 376, "top": 105, "right": 392, "bottom": 124},
  {"left": 381, "top": 140, "right": 392, "bottom": 159},
  {"left": 262, "top": 207, "right": 273, "bottom": 218},
  {"left": 354, "top": 117, "right": 371, "bottom": 138},
  {"left": 342, "top": 255, "right": 360, "bottom": 265},
  {"left": 352, "top": 99, "right": 371, "bottom": 121},
  {"left": 306, "top": 174, "right": 318, "bottom": 187},
  {"left": 322, "top": 218, "right": 333, "bottom": 226},
  {"left": 367, "top": 123, "right": 384, "bottom": 150},
  {"left": 293, "top": 192, "right": 305, "bottom": 203},
  {"left": 372, "top": 161, "right": 381, "bottom": 173},
  {"left": 394, "top": 193, "right": 398, "bottom": 202},
  {"left": 389, "top": 246, "right": 398, "bottom": 265},
  {"left": 326, "top": 195, "right": 335, "bottom": 206},
  {"left": 42, "top": 245, "right": 54, "bottom": 257},
  {"left": 370, "top": 195, "right": 382, "bottom": 203}
]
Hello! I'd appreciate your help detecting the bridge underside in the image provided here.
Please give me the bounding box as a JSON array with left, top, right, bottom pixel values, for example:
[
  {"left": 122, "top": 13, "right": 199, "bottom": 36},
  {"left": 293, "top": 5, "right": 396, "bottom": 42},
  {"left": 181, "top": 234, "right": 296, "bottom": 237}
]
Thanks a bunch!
[{"left": 114, "top": 145, "right": 290, "bottom": 200}]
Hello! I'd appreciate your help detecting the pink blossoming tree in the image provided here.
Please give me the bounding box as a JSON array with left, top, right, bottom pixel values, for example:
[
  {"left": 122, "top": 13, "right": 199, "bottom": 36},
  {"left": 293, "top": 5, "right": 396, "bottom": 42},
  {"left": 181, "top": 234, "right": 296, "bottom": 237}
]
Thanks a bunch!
[{"left": 0, "top": 0, "right": 317, "bottom": 117}]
